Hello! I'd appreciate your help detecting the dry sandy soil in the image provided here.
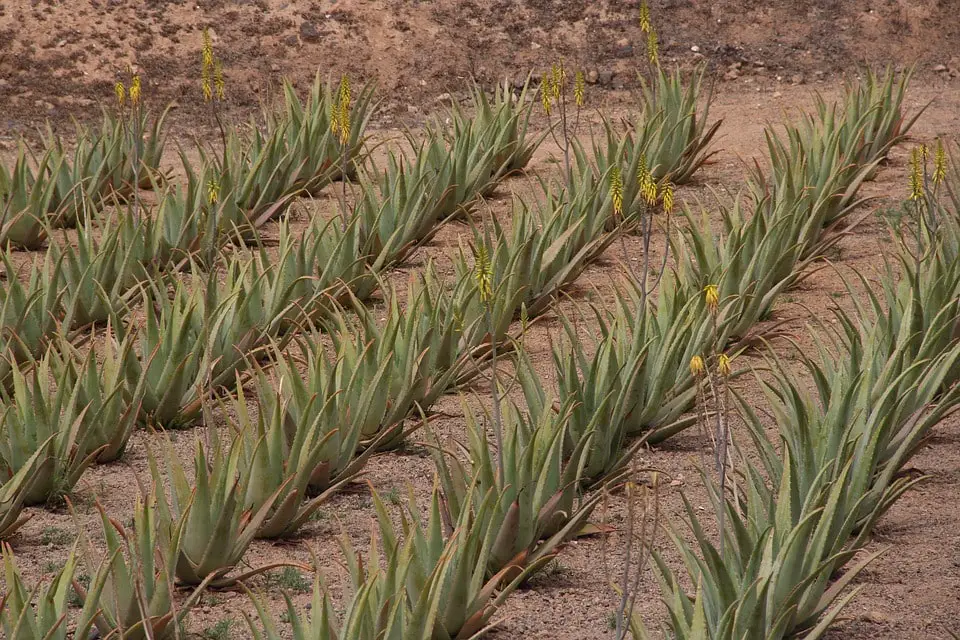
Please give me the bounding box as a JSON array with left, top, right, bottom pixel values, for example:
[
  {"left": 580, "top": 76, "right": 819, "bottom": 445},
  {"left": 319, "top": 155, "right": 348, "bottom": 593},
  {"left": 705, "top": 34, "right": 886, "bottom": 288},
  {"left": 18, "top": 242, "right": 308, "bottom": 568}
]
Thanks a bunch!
[{"left": 1, "top": 1, "right": 960, "bottom": 639}]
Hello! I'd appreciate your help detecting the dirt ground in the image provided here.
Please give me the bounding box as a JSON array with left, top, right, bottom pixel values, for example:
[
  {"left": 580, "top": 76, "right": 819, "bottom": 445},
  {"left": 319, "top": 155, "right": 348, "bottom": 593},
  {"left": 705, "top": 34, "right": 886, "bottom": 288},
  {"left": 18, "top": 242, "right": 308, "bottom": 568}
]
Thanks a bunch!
[{"left": 1, "top": 1, "right": 960, "bottom": 639}]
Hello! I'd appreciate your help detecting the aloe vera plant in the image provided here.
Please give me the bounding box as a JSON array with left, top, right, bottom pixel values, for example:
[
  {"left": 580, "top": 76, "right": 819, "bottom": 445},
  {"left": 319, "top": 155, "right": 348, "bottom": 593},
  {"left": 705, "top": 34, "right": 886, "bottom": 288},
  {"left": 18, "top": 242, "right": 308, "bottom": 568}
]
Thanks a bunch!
[
  {"left": 246, "top": 485, "right": 537, "bottom": 639},
  {"left": 72, "top": 494, "right": 212, "bottom": 640},
  {"left": 44, "top": 108, "right": 168, "bottom": 226},
  {"left": 517, "top": 322, "right": 641, "bottom": 484},
  {"left": 123, "top": 285, "right": 207, "bottom": 429},
  {"left": 633, "top": 453, "right": 884, "bottom": 640},
  {"left": 672, "top": 193, "right": 832, "bottom": 343},
  {"left": 52, "top": 215, "right": 141, "bottom": 329},
  {"left": 0, "top": 446, "right": 50, "bottom": 539},
  {"left": 0, "top": 352, "right": 104, "bottom": 505},
  {"left": 432, "top": 395, "right": 599, "bottom": 579},
  {"left": 829, "top": 66, "right": 922, "bottom": 168},
  {"left": 630, "top": 64, "right": 721, "bottom": 185},
  {"left": 232, "top": 363, "right": 385, "bottom": 538},
  {"left": 150, "top": 429, "right": 291, "bottom": 587},
  {"left": 0, "top": 145, "right": 60, "bottom": 249},
  {"left": 0, "top": 252, "right": 63, "bottom": 370},
  {"left": 355, "top": 147, "right": 453, "bottom": 270},
  {"left": 267, "top": 74, "right": 377, "bottom": 188},
  {"left": 449, "top": 77, "right": 543, "bottom": 178},
  {"left": 0, "top": 543, "right": 78, "bottom": 640},
  {"left": 54, "top": 324, "right": 146, "bottom": 463}
]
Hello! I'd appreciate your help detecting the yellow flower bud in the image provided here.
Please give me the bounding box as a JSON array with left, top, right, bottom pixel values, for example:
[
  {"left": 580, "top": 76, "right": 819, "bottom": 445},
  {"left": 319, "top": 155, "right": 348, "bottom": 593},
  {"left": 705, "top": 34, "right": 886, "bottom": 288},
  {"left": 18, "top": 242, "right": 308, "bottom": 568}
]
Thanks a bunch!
[
  {"left": 934, "top": 139, "right": 947, "bottom": 187},
  {"left": 647, "top": 28, "right": 660, "bottom": 67},
  {"left": 661, "top": 181, "right": 675, "bottom": 213},
  {"left": 115, "top": 82, "right": 126, "bottom": 108},
  {"left": 909, "top": 146, "right": 924, "bottom": 202},
  {"left": 704, "top": 284, "right": 720, "bottom": 314},
  {"left": 540, "top": 72, "right": 553, "bottom": 115},
  {"left": 717, "top": 354, "right": 732, "bottom": 378},
  {"left": 639, "top": 1, "right": 652, "bottom": 32},
  {"left": 207, "top": 178, "right": 220, "bottom": 206},
  {"left": 474, "top": 245, "right": 494, "bottom": 305},
  {"left": 129, "top": 75, "right": 142, "bottom": 107},
  {"left": 610, "top": 166, "right": 624, "bottom": 218},
  {"left": 574, "top": 70, "right": 585, "bottom": 108},
  {"left": 689, "top": 355, "right": 705, "bottom": 378}
]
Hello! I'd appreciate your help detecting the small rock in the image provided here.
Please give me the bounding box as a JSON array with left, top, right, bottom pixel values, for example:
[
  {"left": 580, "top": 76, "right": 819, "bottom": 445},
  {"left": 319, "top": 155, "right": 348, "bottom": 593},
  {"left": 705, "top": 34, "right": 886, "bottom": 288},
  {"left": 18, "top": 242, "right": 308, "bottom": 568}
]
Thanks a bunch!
[
  {"left": 616, "top": 37, "right": 630, "bottom": 48},
  {"left": 283, "top": 34, "right": 299, "bottom": 47},
  {"left": 34, "top": 99, "right": 54, "bottom": 111},
  {"left": 530, "top": 42, "right": 541, "bottom": 50},
  {"left": 862, "top": 610, "right": 891, "bottom": 624},
  {"left": 57, "top": 39, "right": 66, "bottom": 48},
  {"left": 202, "top": 606, "right": 212, "bottom": 614},
  {"left": 586, "top": 69, "right": 599, "bottom": 84},
  {"left": 753, "top": 60, "right": 766, "bottom": 67},
  {"left": 814, "top": 70, "right": 826, "bottom": 78},
  {"left": 791, "top": 73, "right": 804, "bottom": 85},
  {"left": 934, "top": 63, "right": 948, "bottom": 72},
  {"left": 690, "top": 45, "right": 700, "bottom": 53},
  {"left": 407, "top": 105, "right": 419, "bottom": 114},
  {"left": 772, "top": 91, "right": 783, "bottom": 98},
  {"left": 435, "top": 92, "right": 451, "bottom": 103},
  {"left": 598, "top": 69, "right": 614, "bottom": 86},
  {"left": 728, "top": 61, "right": 743, "bottom": 70},
  {"left": 299, "top": 20, "right": 321, "bottom": 42},
  {"left": 723, "top": 69, "right": 740, "bottom": 81},
  {"left": 951, "top": 68, "right": 959, "bottom": 78},
  {"left": 269, "top": 62, "right": 280, "bottom": 73}
]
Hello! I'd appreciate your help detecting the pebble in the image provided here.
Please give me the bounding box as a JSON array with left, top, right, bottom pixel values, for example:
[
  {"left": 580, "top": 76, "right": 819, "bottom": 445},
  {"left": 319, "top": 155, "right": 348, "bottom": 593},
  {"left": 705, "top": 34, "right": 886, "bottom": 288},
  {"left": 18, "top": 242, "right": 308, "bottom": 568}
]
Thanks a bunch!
[
  {"left": 598, "top": 70, "right": 614, "bottom": 86},
  {"left": 586, "top": 69, "right": 599, "bottom": 84},
  {"left": 934, "top": 64, "right": 948, "bottom": 72},
  {"left": 435, "top": 92, "right": 451, "bottom": 103},
  {"left": 791, "top": 74, "right": 804, "bottom": 85},
  {"left": 299, "top": 21, "right": 321, "bottom": 42},
  {"left": 690, "top": 45, "right": 700, "bottom": 53}
]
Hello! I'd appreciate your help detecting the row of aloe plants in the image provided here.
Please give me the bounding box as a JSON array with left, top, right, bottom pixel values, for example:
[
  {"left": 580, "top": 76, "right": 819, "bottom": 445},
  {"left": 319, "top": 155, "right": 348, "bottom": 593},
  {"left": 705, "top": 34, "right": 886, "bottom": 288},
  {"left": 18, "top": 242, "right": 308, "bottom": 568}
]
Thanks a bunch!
[
  {"left": 636, "top": 190, "right": 960, "bottom": 638},
  {"left": 626, "top": 79, "right": 956, "bottom": 638},
  {"left": 0, "top": 61, "right": 725, "bottom": 638}
]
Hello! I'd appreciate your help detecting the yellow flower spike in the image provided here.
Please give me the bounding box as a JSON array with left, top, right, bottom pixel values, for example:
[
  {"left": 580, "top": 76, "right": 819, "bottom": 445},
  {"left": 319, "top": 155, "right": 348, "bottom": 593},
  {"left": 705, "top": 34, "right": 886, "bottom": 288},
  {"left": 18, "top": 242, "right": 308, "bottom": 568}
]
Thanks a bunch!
[
  {"left": 661, "top": 181, "right": 675, "bottom": 214},
  {"left": 639, "top": 0, "right": 652, "bottom": 32},
  {"left": 335, "top": 75, "right": 352, "bottom": 145},
  {"left": 919, "top": 143, "right": 929, "bottom": 164},
  {"left": 647, "top": 28, "right": 660, "bottom": 66},
  {"left": 129, "top": 75, "right": 141, "bottom": 107},
  {"left": 934, "top": 139, "right": 947, "bottom": 186},
  {"left": 909, "top": 146, "right": 924, "bottom": 201},
  {"left": 610, "top": 166, "right": 624, "bottom": 217},
  {"left": 689, "top": 355, "right": 705, "bottom": 378},
  {"left": 214, "top": 59, "right": 225, "bottom": 102},
  {"left": 207, "top": 178, "right": 220, "bottom": 206},
  {"left": 474, "top": 245, "right": 494, "bottom": 305},
  {"left": 704, "top": 284, "right": 720, "bottom": 314},
  {"left": 638, "top": 159, "right": 658, "bottom": 206},
  {"left": 551, "top": 62, "right": 565, "bottom": 101},
  {"left": 540, "top": 72, "right": 553, "bottom": 115},
  {"left": 115, "top": 82, "right": 126, "bottom": 108},
  {"left": 201, "top": 28, "right": 214, "bottom": 70},
  {"left": 201, "top": 74, "right": 212, "bottom": 103},
  {"left": 574, "top": 70, "right": 585, "bottom": 108},
  {"left": 717, "top": 354, "right": 732, "bottom": 378}
]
